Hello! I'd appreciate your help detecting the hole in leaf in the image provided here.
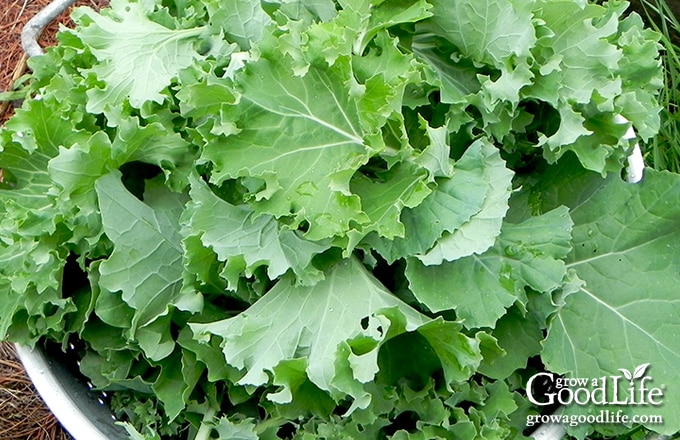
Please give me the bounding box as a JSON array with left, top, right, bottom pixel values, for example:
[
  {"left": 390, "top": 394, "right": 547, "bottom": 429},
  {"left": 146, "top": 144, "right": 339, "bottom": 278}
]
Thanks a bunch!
[
  {"left": 297, "top": 220, "right": 310, "bottom": 233},
  {"left": 360, "top": 316, "right": 369, "bottom": 330}
]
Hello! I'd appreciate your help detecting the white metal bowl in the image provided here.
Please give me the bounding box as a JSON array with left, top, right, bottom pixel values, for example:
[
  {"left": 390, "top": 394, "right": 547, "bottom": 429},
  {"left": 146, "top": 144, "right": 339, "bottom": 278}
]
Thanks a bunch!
[{"left": 15, "top": 343, "right": 129, "bottom": 440}]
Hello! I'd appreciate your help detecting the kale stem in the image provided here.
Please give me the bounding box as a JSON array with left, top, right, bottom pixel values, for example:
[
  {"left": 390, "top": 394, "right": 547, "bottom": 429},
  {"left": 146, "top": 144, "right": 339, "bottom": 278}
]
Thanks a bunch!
[{"left": 194, "top": 405, "right": 219, "bottom": 440}]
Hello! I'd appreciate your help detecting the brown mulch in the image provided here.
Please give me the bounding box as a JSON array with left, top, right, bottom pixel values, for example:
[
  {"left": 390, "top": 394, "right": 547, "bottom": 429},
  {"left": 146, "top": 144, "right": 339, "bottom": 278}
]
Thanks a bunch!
[
  {"left": 0, "top": 0, "right": 109, "bottom": 123},
  {"left": 0, "top": 343, "right": 73, "bottom": 440},
  {"left": 1, "top": 2, "right": 108, "bottom": 439}
]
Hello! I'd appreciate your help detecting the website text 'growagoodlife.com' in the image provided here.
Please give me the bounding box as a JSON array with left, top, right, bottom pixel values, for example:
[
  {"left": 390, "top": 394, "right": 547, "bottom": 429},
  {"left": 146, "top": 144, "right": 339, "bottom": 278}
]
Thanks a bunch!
[{"left": 526, "top": 410, "right": 664, "bottom": 428}]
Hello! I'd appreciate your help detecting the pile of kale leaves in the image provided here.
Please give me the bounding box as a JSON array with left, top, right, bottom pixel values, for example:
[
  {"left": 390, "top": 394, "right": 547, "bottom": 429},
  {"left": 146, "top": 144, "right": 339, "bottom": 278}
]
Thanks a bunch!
[{"left": 1, "top": 0, "right": 679, "bottom": 438}]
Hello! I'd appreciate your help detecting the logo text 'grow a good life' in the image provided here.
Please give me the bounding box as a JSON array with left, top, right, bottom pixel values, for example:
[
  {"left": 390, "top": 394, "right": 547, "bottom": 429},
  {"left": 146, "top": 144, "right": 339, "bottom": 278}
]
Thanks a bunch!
[{"left": 526, "top": 363, "right": 665, "bottom": 407}]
